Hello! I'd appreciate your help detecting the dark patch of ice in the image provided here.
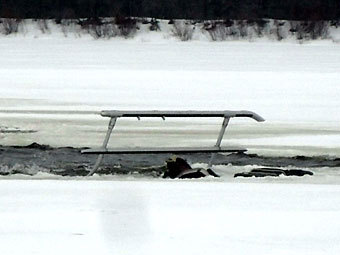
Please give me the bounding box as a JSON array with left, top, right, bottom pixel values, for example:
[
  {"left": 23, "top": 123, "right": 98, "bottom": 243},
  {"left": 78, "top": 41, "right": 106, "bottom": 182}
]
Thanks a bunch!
[{"left": 0, "top": 126, "right": 37, "bottom": 134}]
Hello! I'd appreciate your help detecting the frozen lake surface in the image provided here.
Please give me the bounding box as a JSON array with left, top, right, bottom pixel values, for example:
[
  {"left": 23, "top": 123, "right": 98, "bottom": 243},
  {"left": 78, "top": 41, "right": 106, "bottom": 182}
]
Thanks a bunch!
[
  {"left": 1, "top": 33, "right": 340, "bottom": 255},
  {"left": 1, "top": 38, "right": 340, "bottom": 156}
]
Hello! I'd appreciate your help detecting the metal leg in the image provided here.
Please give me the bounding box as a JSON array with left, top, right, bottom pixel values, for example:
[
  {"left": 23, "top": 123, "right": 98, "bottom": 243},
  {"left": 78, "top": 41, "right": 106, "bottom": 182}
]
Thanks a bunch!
[
  {"left": 87, "top": 117, "right": 117, "bottom": 176},
  {"left": 208, "top": 117, "right": 230, "bottom": 168}
]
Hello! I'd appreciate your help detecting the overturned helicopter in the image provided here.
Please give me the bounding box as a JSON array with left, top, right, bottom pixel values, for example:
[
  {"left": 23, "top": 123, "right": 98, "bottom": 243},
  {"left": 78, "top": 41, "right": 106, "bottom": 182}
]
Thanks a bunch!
[{"left": 82, "top": 110, "right": 265, "bottom": 177}]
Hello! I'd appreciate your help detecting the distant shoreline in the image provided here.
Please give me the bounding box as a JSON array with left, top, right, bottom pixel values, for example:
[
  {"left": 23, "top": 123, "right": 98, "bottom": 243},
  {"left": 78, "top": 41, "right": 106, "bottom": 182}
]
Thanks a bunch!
[{"left": 1, "top": 18, "right": 339, "bottom": 43}]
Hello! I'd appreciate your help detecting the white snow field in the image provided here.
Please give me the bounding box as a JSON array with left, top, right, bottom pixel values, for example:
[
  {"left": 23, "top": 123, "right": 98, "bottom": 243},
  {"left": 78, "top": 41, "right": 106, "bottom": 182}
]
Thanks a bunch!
[
  {"left": 1, "top": 23, "right": 340, "bottom": 255},
  {"left": 1, "top": 179, "right": 340, "bottom": 255}
]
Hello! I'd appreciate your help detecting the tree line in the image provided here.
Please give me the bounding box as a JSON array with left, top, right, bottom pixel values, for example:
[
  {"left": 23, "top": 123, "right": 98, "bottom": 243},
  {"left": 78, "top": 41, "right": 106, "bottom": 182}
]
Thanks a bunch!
[{"left": 1, "top": 0, "right": 340, "bottom": 20}]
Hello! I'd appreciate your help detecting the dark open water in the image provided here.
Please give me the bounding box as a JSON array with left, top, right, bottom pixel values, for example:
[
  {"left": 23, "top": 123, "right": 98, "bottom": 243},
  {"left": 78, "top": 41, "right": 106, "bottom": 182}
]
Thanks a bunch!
[{"left": 1, "top": 143, "right": 340, "bottom": 177}]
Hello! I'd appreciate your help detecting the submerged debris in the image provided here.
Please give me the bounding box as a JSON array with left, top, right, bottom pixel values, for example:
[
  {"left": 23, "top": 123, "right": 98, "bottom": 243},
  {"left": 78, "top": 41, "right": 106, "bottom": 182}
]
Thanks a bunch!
[
  {"left": 234, "top": 168, "right": 314, "bottom": 178},
  {"left": 163, "top": 156, "right": 219, "bottom": 179}
]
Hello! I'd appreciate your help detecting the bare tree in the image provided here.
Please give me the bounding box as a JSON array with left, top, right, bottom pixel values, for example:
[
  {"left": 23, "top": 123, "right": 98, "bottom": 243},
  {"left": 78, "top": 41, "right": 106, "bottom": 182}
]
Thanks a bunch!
[
  {"left": 172, "top": 20, "right": 194, "bottom": 41},
  {"left": 0, "top": 18, "right": 21, "bottom": 35}
]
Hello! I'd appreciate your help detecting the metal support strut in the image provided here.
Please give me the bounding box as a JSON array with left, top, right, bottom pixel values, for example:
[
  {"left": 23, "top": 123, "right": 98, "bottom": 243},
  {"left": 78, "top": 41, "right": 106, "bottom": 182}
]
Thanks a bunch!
[
  {"left": 87, "top": 117, "right": 117, "bottom": 176},
  {"left": 208, "top": 117, "right": 230, "bottom": 168}
]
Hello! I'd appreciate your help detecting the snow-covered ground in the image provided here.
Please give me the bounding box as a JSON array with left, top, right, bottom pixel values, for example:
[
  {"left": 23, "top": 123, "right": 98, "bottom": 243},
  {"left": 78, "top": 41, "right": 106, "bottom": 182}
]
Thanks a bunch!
[{"left": 1, "top": 179, "right": 340, "bottom": 255}]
